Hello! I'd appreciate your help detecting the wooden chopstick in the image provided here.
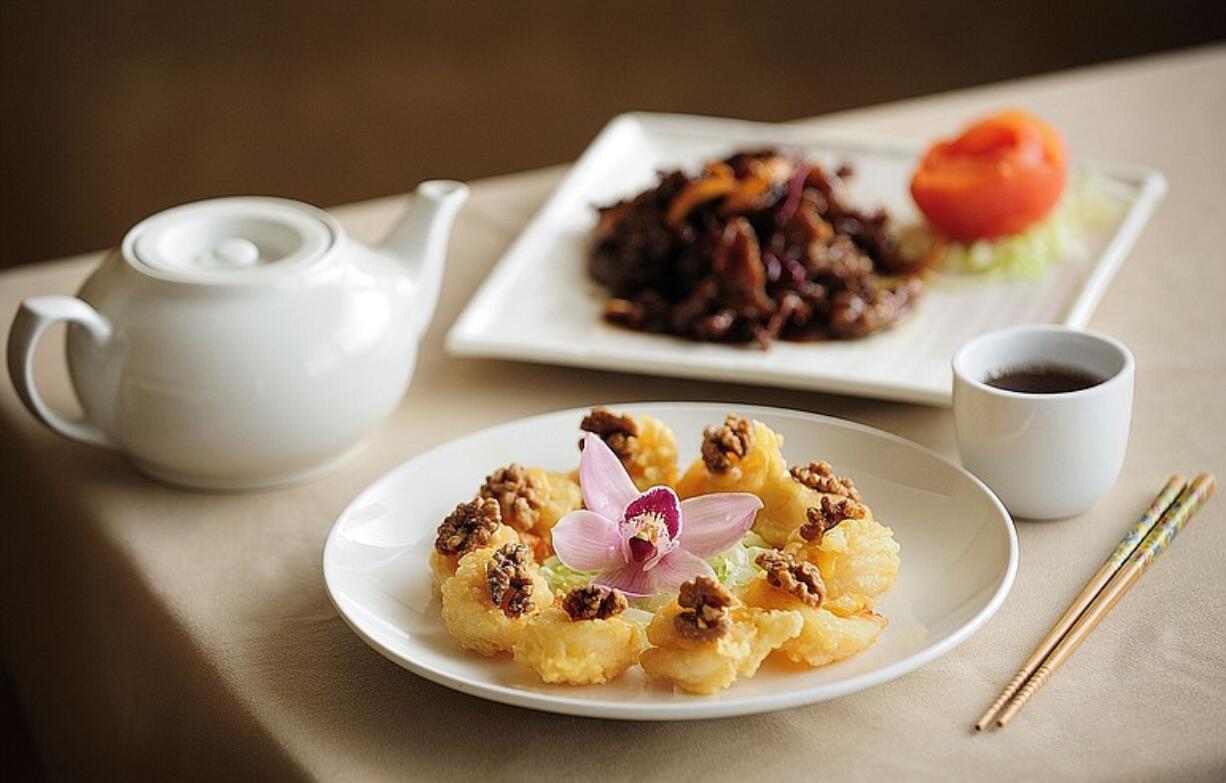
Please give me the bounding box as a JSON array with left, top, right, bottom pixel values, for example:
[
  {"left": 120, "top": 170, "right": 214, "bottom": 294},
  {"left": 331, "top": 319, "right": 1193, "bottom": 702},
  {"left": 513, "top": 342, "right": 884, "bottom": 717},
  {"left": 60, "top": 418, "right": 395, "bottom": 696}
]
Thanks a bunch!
[
  {"left": 974, "top": 475, "right": 1187, "bottom": 731},
  {"left": 994, "top": 473, "right": 1217, "bottom": 728}
]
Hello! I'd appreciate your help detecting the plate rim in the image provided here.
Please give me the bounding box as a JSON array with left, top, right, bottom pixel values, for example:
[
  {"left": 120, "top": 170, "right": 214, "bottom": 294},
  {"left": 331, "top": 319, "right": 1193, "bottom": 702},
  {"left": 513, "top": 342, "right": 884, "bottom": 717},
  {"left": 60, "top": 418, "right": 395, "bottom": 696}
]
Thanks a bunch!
[
  {"left": 323, "top": 401, "right": 1019, "bottom": 721},
  {"left": 444, "top": 110, "right": 1168, "bottom": 407}
]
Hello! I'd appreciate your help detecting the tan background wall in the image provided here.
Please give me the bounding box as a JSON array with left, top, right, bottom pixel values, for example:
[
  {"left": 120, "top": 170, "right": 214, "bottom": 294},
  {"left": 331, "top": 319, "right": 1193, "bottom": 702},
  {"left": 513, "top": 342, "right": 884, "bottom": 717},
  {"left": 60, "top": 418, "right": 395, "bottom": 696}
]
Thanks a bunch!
[{"left": 2, "top": 0, "right": 1224, "bottom": 269}]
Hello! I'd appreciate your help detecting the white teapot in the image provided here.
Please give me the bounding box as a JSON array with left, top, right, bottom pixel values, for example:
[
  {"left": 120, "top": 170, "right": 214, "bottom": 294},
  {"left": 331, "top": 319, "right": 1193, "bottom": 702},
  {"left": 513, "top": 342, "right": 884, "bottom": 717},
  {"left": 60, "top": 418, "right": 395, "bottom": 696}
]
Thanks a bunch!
[{"left": 6, "top": 181, "right": 468, "bottom": 489}]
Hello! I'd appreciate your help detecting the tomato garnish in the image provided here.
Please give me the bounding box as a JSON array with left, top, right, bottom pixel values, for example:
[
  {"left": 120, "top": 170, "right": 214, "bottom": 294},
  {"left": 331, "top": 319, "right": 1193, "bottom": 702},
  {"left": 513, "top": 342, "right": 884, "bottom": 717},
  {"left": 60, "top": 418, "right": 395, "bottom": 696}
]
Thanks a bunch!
[{"left": 910, "top": 111, "right": 1068, "bottom": 241}]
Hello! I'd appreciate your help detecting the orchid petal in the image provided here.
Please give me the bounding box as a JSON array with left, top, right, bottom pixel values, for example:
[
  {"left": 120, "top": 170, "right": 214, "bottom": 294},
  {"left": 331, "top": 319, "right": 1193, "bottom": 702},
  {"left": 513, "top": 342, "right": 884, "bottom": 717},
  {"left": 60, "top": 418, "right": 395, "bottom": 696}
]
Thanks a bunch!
[
  {"left": 550, "top": 510, "right": 625, "bottom": 571},
  {"left": 594, "top": 550, "right": 715, "bottom": 597},
  {"left": 592, "top": 564, "right": 656, "bottom": 597},
  {"left": 678, "top": 493, "right": 763, "bottom": 557},
  {"left": 578, "top": 433, "right": 638, "bottom": 520},
  {"left": 623, "top": 485, "right": 682, "bottom": 539},
  {"left": 644, "top": 549, "right": 716, "bottom": 593}
]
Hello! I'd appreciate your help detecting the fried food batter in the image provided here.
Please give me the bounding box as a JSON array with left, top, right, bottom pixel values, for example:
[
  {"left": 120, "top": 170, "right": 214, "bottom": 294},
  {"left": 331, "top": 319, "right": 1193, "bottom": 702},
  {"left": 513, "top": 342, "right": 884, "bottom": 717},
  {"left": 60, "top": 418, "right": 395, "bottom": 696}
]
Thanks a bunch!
[
  {"left": 639, "top": 586, "right": 802, "bottom": 694},
  {"left": 439, "top": 545, "right": 554, "bottom": 656},
  {"left": 513, "top": 592, "right": 647, "bottom": 685},
  {"left": 677, "top": 417, "right": 872, "bottom": 551},
  {"left": 477, "top": 464, "right": 545, "bottom": 531},
  {"left": 787, "top": 516, "right": 900, "bottom": 608},
  {"left": 755, "top": 462, "right": 875, "bottom": 548},
  {"left": 675, "top": 417, "right": 788, "bottom": 500},
  {"left": 478, "top": 465, "right": 582, "bottom": 558},
  {"left": 743, "top": 576, "right": 886, "bottom": 667}
]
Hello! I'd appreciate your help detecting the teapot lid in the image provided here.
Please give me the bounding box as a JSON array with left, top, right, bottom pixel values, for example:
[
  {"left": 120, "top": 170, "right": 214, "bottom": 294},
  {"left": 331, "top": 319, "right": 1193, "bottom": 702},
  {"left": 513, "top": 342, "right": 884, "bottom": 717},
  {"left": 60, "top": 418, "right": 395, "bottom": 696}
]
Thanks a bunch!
[{"left": 124, "top": 197, "right": 340, "bottom": 282}]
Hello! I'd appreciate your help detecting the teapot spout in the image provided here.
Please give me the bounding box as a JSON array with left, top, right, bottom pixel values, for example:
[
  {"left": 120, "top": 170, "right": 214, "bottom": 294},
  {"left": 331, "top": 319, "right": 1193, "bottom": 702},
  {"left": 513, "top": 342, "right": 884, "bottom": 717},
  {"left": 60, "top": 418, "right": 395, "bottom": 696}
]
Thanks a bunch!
[{"left": 381, "top": 180, "right": 470, "bottom": 335}]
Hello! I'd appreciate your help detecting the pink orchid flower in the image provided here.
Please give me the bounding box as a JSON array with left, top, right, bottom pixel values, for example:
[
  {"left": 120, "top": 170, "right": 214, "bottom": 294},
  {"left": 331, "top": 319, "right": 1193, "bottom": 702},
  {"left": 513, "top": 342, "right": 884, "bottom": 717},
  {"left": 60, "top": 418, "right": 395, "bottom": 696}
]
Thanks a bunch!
[{"left": 551, "top": 433, "right": 763, "bottom": 597}]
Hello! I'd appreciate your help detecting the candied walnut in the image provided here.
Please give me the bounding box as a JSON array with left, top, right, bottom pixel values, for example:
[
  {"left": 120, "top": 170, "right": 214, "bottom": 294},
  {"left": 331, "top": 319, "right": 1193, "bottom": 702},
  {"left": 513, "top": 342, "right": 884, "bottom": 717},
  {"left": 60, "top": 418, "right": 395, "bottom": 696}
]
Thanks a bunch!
[
  {"left": 579, "top": 408, "right": 639, "bottom": 460},
  {"left": 674, "top": 576, "right": 733, "bottom": 641},
  {"left": 434, "top": 498, "right": 502, "bottom": 556},
  {"left": 800, "top": 495, "right": 868, "bottom": 543},
  {"left": 562, "top": 585, "right": 628, "bottom": 621},
  {"left": 701, "top": 414, "right": 753, "bottom": 473},
  {"left": 478, "top": 463, "right": 544, "bottom": 531},
  {"left": 486, "top": 543, "right": 536, "bottom": 618},
  {"left": 756, "top": 550, "right": 826, "bottom": 608},
  {"left": 789, "top": 460, "right": 861, "bottom": 501}
]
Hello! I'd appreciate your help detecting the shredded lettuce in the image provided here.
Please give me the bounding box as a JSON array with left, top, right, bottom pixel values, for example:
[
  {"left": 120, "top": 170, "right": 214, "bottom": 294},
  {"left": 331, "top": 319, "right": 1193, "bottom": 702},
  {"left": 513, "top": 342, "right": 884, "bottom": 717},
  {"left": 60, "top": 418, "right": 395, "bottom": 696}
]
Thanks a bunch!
[
  {"left": 706, "top": 531, "right": 772, "bottom": 591},
  {"left": 741, "top": 530, "right": 771, "bottom": 549},
  {"left": 539, "top": 556, "right": 596, "bottom": 594},
  {"left": 900, "top": 172, "right": 1128, "bottom": 280}
]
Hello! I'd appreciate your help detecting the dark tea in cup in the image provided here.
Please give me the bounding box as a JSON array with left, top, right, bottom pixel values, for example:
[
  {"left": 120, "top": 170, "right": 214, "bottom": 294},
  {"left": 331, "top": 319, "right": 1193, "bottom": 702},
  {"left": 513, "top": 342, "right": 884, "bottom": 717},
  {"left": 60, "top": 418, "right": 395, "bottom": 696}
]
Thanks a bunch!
[{"left": 984, "top": 365, "right": 1105, "bottom": 394}]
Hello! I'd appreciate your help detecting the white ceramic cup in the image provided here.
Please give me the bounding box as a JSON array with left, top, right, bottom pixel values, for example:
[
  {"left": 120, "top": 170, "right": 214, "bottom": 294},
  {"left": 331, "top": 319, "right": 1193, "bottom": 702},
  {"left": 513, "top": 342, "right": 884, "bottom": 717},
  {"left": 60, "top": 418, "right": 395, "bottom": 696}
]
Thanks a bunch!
[{"left": 952, "top": 325, "right": 1134, "bottom": 520}]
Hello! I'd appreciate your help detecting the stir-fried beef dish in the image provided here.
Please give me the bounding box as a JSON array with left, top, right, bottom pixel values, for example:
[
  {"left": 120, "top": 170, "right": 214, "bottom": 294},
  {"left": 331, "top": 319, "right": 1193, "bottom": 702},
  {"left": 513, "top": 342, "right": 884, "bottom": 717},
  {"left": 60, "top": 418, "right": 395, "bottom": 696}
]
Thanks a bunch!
[{"left": 589, "top": 150, "right": 925, "bottom": 346}]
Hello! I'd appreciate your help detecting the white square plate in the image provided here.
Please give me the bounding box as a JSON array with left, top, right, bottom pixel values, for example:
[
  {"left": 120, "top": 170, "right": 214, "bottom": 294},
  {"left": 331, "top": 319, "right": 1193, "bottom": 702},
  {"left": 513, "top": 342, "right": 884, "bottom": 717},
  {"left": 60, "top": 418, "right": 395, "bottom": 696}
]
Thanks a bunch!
[{"left": 446, "top": 113, "right": 1166, "bottom": 406}]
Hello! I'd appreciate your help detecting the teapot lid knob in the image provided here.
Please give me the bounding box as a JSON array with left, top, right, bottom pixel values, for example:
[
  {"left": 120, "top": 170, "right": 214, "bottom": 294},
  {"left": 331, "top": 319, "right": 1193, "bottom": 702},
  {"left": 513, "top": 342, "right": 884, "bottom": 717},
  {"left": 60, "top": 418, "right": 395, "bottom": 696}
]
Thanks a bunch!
[{"left": 211, "top": 238, "right": 261, "bottom": 268}]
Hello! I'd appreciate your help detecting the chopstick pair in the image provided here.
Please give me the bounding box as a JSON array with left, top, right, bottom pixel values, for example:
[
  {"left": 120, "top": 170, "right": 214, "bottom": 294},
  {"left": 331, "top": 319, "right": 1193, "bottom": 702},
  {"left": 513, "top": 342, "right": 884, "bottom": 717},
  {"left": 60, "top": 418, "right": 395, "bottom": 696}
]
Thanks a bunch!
[{"left": 976, "top": 472, "right": 1217, "bottom": 731}]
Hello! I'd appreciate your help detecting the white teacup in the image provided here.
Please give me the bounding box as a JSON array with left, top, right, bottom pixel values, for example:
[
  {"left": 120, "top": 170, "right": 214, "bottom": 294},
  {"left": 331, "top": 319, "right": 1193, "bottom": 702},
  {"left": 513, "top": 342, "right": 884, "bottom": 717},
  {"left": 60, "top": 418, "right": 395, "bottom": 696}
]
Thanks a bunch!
[{"left": 952, "top": 325, "right": 1134, "bottom": 520}]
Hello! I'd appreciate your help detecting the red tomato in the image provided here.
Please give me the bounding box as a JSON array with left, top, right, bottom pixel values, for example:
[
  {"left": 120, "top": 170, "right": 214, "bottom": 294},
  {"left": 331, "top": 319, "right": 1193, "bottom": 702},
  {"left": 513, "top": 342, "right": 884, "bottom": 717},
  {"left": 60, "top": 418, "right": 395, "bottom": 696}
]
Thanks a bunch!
[{"left": 910, "top": 111, "right": 1068, "bottom": 241}]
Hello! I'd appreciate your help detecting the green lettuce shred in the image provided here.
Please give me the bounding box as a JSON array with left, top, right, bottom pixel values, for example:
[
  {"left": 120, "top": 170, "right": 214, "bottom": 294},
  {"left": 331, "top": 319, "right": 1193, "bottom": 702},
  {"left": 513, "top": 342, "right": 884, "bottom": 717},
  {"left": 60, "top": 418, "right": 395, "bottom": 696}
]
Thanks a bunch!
[
  {"left": 539, "top": 556, "right": 596, "bottom": 595},
  {"left": 705, "top": 531, "right": 772, "bottom": 592}
]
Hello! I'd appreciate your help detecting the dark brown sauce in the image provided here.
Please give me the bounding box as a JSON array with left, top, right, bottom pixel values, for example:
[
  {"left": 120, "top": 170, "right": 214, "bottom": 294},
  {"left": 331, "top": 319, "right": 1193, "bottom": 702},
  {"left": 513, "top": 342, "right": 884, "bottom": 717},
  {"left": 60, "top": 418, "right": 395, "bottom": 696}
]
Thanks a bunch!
[{"left": 984, "top": 364, "right": 1105, "bottom": 394}]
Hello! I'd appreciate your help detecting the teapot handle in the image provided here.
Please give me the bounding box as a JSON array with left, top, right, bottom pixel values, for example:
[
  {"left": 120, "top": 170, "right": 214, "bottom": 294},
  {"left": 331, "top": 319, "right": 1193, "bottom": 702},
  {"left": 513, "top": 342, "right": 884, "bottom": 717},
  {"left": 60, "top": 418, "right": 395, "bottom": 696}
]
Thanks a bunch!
[{"left": 7, "top": 295, "right": 115, "bottom": 448}]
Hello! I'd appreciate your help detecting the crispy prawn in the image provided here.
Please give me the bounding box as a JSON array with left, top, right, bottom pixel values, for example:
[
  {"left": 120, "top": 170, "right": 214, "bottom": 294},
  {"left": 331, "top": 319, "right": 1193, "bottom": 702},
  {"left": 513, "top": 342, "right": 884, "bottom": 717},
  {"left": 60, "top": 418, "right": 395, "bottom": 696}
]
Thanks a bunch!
[
  {"left": 429, "top": 497, "right": 520, "bottom": 591},
  {"left": 754, "top": 460, "right": 873, "bottom": 548},
  {"left": 440, "top": 543, "right": 554, "bottom": 656},
  {"left": 742, "top": 551, "right": 885, "bottom": 667},
  {"left": 477, "top": 464, "right": 582, "bottom": 559},
  {"left": 513, "top": 587, "right": 646, "bottom": 685},
  {"left": 638, "top": 577, "right": 802, "bottom": 694},
  {"left": 675, "top": 415, "right": 788, "bottom": 500},
  {"left": 579, "top": 408, "right": 680, "bottom": 490},
  {"left": 786, "top": 495, "right": 900, "bottom": 609}
]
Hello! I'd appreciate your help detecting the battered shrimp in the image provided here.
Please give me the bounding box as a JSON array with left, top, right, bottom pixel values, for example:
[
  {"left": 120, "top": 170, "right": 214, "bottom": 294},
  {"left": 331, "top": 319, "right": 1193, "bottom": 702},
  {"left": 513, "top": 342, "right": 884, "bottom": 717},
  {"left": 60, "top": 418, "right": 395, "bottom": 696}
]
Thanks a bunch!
[
  {"left": 754, "top": 460, "right": 872, "bottom": 548},
  {"left": 478, "top": 464, "right": 583, "bottom": 559},
  {"left": 639, "top": 577, "right": 802, "bottom": 694},
  {"left": 513, "top": 586, "right": 646, "bottom": 685},
  {"left": 786, "top": 495, "right": 900, "bottom": 608},
  {"left": 429, "top": 498, "right": 520, "bottom": 590},
  {"left": 440, "top": 543, "right": 554, "bottom": 656},
  {"left": 675, "top": 415, "right": 789, "bottom": 500},
  {"left": 579, "top": 408, "right": 680, "bottom": 490},
  {"left": 742, "top": 551, "right": 885, "bottom": 667}
]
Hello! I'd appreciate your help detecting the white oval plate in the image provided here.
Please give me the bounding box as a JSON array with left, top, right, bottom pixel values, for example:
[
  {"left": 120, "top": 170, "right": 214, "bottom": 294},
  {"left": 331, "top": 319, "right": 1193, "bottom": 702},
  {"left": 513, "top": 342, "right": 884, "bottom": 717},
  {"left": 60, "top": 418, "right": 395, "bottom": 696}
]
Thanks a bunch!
[{"left": 324, "top": 402, "right": 1016, "bottom": 720}]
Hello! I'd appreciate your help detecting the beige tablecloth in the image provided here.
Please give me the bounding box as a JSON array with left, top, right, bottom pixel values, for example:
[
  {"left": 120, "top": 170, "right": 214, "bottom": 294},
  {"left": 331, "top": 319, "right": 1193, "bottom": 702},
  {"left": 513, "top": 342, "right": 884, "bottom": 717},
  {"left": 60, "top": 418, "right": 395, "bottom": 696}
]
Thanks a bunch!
[{"left": 2, "top": 47, "right": 1224, "bottom": 782}]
